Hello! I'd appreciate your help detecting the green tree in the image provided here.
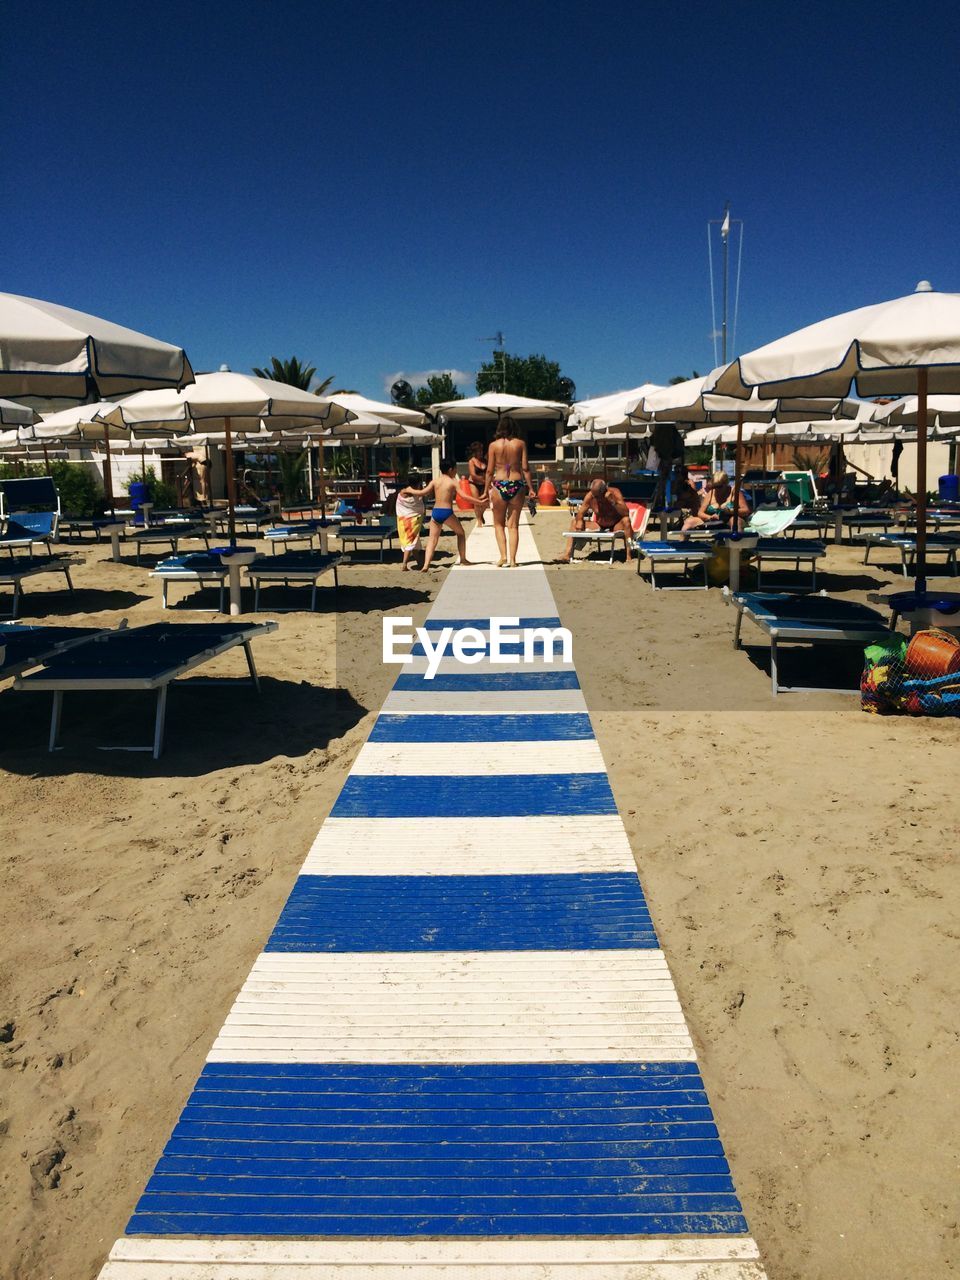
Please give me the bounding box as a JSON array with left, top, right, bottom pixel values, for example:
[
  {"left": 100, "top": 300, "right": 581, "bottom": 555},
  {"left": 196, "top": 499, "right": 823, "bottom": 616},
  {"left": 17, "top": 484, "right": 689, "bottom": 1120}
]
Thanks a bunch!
[
  {"left": 669, "top": 370, "right": 701, "bottom": 385},
  {"left": 476, "top": 352, "right": 571, "bottom": 400},
  {"left": 252, "top": 356, "right": 355, "bottom": 395},
  {"left": 414, "top": 372, "right": 464, "bottom": 407}
]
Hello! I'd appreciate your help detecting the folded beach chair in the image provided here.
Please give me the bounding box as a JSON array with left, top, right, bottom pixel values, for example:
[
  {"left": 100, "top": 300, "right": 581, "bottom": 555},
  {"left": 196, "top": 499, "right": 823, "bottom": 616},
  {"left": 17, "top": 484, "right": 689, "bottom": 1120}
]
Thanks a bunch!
[
  {"left": 565, "top": 502, "right": 647, "bottom": 564},
  {"left": 0, "top": 553, "right": 80, "bottom": 619},
  {"left": 862, "top": 532, "right": 960, "bottom": 578},
  {"left": 151, "top": 552, "right": 231, "bottom": 611},
  {"left": 730, "top": 590, "right": 891, "bottom": 695},
  {"left": 15, "top": 620, "right": 278, "bottom": 758},
  {"left": 0, "top": 510, "right": 59, "bottom": 555},
  {"left": 336, "top": 516, "right": 397, "bottom": 562},
  {"left": 247, "top": 550, "right": 343, "bottom": 612}
]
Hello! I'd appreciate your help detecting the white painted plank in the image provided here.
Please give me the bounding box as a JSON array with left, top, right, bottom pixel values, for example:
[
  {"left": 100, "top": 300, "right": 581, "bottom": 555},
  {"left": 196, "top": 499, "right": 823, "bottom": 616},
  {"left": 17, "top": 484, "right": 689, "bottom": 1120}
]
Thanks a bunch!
[
  {"left": 301, "top": 815, "right": 637, "bottom": 874},
  {"left": 350, "top": 740, "right": 607, "bottom": 777},
  {"left": 108, "top": 1237, "right": 762, "bottom": 1264},
  {"left": 206, "top": 951, "right": 695, "bottom": 1065},
  {"left": 102, "top": 1262, "right": 765, "bottom": 1279}
]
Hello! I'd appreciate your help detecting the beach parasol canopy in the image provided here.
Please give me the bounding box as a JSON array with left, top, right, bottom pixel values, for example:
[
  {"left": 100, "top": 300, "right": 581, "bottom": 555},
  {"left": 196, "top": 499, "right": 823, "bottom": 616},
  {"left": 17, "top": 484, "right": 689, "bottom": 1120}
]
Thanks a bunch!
[
  {"left": 319, "top": 393, "right": 427, "bottom": 426},
  {"left": 428, "top": 391, "right": 571, "bottom": 421},
  {"left": 0, "top": 293, "right": 194, "bottom": 401},
  {"left": 710, "top": 282, "right": 960, "bottom": 589},
  {"left": 569, "top": 385, "right": 663, "bottom": 432},
  {"left": 0, "top": 397, "right": 39, "bottom": 428},
  {"left": 871, "top": 394, "right": 960, "bottom": 429}
]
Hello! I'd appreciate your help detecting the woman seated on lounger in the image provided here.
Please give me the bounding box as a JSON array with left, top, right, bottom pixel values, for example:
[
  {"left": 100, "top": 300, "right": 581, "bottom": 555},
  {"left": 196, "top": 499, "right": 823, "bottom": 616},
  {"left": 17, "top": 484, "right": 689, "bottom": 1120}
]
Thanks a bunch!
[{"left": 682, "top": 470, "right": 750, "bottom": 533}]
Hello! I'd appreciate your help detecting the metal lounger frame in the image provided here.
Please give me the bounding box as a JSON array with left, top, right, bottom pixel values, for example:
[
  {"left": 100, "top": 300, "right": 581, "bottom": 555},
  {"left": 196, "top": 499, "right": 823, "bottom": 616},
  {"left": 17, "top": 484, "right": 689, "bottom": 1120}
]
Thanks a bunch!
[
  {"left": 563, "top": 530, "right": 629, "bottom": 565},
  {"left": 249, "top": 558, "right": 341, "bottom": 612},
  {"left": 16, "top": 622, "right": 278, "bottom": 759},
  {"left": 732, "top": 598, "right": 890, "bottom": 696},
  {"left": 152, "top": 568, "right": 228, "bottom": 613},
  {"left": 635, "top": 544, "right": 710, "bottom": 590},
  {"left": 0, "top": 557, "right": 78, "bottom": 619},
  {"left": 863, "top": 535, "right": 959, "bottom": 578}
]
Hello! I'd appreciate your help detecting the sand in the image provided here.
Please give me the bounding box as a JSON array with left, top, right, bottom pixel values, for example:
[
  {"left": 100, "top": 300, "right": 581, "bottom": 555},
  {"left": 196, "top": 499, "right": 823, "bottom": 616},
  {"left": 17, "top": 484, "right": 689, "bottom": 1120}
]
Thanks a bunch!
[{"left": 1, "top": 512, "right": 958, "bottom": 1280}]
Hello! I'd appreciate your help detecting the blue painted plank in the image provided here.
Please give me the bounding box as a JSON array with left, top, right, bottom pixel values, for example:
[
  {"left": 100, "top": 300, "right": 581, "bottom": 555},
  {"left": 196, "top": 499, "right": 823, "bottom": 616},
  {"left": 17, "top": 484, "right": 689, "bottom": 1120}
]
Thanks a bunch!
[
  {"left": 422, "top": 617, "right": 562, "bottom": 631},
  {"left": 127, "top": 1210, "right": 750, "bottom": 1236},
  {"left": 146, "top": 1173, "right": 737, "bottom": 1197},
  {"left": 169, "top": 1121, "right": 721, "bottom": 1144},
  {"left": 155, "top": 1155, "right": 736, "bottom": 1179},
  {"left": 392, "top": 672, "right": 580, "bottom": 691},
  {"left": 179, "top": 1105, "right": 714, "bottom": 1128},
  {"left": 368, "top": 713, "right": 595, "bottom": 742},
  {"left": 330, "top": 773, "right": 616, "bottom": 817},
  {"left": 265, "top": 873, "right": 657, "bottom": 952},
  {"left": 164, "top": 1137, "right": 730, "bottom": 1161},
  {"left": 188, "top": 1087, "right": 707, "bottom": 1108}
]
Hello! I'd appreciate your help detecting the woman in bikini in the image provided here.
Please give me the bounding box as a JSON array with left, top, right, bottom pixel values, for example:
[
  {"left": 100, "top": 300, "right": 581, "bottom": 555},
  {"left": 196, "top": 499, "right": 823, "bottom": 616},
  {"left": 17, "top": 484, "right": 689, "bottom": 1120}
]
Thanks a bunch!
[
  {"left": 466, "top": 441, "right": 489, "bottom": 526},
  {"left": 484, "top": 418, "right": 534, "bottom": 567},
  {"left": 682, "top": 470, "right": 750, "bottom": 533}
]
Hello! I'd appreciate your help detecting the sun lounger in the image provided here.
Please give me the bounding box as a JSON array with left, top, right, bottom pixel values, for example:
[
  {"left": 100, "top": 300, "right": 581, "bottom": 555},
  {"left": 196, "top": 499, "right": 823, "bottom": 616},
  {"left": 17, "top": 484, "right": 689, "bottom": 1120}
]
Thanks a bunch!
[
  {"left": 58, "top": 516, "right": 127, "bottom": 543},
  {"left": 264, "top": 520, "right": 326, "bottom": 552},
  {"left": 15, "top": 620, "right": 278, "bottom": 758},
  {"left": 862, "top": 532, "right": 960, "bottom": 578},
  {"left": 753, "top": 540, "right": 827, "bottom": 588},
  {"left": 130, "top": 522, "right": 209, "bottom": 564},
  {"left": 836, "top": 508, "right": 898, "bottom": 542},
  {"left": 336, "top": 518, "right": 398, "bottom": 561},
  {"left": 0, "top": 621, "right": 114, "bottom": 679},
  {"left": 564, "top": 503, "right": 648, "bottom": 565},
  {"left": 0, "top": 510, "right": 59, "bottom": 555},
  {"left": 246, "top": 550, "right": 343, "bottom": 611},
  {"left": 0, "top": 553, "right": 80, "bottom": 618},
  {"left": 151, "top": 552, "right": 230, "bottom": 611},
  {"left": 731, "top": 590, "right": 891, "bottom": 695},
  {"left": 633, "top": 539, "right": 711, "bottom": 589}
]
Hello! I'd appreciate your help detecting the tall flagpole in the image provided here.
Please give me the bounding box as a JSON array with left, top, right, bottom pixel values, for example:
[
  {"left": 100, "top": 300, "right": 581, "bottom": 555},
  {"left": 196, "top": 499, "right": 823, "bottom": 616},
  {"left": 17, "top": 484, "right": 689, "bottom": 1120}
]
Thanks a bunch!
[{"left": 721, "top": 203, "right": 731, "bottom": 364}]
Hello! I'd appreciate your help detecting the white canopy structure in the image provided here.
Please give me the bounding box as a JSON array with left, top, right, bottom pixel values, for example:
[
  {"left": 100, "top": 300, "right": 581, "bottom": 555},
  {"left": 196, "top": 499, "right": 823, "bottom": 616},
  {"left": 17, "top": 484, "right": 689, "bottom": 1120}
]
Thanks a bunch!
[
  {"left": 872, "top": 394, "right": 960, "bottom": 429},
  {"left": 0, "top": 292, "right": 194, "bottom": 401}
]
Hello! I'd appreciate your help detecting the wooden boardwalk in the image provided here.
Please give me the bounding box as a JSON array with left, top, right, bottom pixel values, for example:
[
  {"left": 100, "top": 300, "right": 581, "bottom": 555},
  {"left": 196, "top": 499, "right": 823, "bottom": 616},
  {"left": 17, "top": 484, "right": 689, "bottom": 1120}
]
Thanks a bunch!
[{"left": 99, "top": 516, "right": 767, "bottom": 1278}]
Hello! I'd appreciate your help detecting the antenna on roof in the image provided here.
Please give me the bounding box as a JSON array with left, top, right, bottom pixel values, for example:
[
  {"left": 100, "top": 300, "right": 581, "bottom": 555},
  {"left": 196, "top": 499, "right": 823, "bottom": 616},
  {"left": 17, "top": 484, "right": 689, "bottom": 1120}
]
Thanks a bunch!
[{"left": 479, "top": 331, "right": 507, "bottom": 392}]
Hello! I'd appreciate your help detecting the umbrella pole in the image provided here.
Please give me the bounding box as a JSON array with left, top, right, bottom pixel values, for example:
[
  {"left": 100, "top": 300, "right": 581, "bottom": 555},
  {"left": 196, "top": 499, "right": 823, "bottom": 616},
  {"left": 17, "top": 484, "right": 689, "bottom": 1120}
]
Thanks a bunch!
[
  {"left": 319, "top": 440, "right": 327, "bottom": 518},
  {"left": 731, "top": 413, "right": 745, "bottom": 533},
  {"left": 103, "top": 429, "right": 116, "bottom": 517},
  {"left": 224, "top": 416, "right": 238, "bottom": 547},
  {"left": 916, "top": 367, "right": 928, "bottom": 593}
]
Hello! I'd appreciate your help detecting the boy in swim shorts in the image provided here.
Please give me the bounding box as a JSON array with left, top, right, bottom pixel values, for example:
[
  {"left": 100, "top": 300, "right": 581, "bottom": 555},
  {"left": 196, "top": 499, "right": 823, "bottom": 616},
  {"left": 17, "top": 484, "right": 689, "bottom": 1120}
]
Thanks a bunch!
[{"left": 401, "top": 458, "right": 483, "bottom": 571}]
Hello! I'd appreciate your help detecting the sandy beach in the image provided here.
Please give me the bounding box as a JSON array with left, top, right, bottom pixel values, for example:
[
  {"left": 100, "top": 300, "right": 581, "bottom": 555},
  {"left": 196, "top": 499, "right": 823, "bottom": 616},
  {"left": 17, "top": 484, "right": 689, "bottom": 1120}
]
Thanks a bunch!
[{"left": 1, "top": 513, "right": 958, "bottom": 1280}]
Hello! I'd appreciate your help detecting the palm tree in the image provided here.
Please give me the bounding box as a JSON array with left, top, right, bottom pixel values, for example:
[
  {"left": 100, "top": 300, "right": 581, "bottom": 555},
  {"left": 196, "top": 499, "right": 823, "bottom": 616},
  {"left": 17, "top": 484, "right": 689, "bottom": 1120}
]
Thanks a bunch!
[{"left": 252, "top": 356, "right": 356, "bottom": 396}]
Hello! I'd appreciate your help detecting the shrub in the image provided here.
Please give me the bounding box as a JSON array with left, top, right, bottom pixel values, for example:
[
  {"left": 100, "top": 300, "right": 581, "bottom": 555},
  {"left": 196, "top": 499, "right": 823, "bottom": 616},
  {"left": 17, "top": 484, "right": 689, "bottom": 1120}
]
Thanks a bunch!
[
  {"left": 126, "top": 466, "right": 179, "bottom": 511},
  {"left": 0, "top": 461, "right": 104, "bottom": 517}
]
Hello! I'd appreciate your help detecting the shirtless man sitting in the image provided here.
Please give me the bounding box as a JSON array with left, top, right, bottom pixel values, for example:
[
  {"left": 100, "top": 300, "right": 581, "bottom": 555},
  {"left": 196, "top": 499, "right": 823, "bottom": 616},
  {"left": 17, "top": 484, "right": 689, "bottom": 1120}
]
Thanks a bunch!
[{"left": 561, "top": 478, "right": 634, "bottom": 563}]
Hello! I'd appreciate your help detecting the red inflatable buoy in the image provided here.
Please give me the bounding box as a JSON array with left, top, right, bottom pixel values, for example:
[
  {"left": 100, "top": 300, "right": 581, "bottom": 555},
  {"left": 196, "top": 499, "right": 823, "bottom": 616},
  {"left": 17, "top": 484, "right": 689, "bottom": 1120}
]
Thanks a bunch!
[
  {"left": 456, "top": 475, "right": 474, "bottom": 511},
  {"left": 537, "top": 477, "right": 559, "bottom": 506}
]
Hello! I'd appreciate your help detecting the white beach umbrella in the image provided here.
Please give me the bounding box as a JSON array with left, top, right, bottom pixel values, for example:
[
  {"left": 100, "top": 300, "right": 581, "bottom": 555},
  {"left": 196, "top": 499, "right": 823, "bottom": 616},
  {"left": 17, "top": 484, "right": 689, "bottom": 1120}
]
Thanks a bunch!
[
  {"left": 429, "top": 391, "right": 570, "bottom": 421},
  {"left": 711, "top": 282, "right": 960, "bottom": 588},
  {"left": 871, "top": 394, "right": 960, "bottom": 429},
  {"left": 319, "top": 393, "right": 427, "bottom": 426},
  {"left": 0, "top": 397, "right": 39, "bottom": 428},
  {"left": 0, "top": 293, "right": 194, "bottom": 401},
  {"left": 101, "top": 371, "right": 353, "bottom": 543},
  {"left": 35, "top": 401, "right": 139, "bottom": 509},
  {"left": 569, "top": 385, "right": 662, "bottom": 432}
]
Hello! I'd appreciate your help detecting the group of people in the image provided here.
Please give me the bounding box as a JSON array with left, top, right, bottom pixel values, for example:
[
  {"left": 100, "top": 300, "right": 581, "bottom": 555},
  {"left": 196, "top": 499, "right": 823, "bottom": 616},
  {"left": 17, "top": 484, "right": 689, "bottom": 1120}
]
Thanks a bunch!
[
  {"left": 390, "top": 424, "right": 752, "bottom": 571},
  {"left": 395, "top": 419, "right": 536, "bottom": 570}
]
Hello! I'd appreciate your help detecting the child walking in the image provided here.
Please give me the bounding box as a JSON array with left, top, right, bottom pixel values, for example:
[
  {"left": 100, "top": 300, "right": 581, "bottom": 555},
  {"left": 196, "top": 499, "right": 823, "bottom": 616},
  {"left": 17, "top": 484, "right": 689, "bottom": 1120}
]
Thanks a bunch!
[{"left": 401, "top": 457, "right": 483, "bottom": 571}]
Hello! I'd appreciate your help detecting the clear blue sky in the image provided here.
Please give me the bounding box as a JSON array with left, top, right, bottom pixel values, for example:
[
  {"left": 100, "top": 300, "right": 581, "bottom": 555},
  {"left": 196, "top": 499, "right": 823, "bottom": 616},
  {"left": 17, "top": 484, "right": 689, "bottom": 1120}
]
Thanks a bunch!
[{"left": 7, "top": 0, "right": 959, "bottom": 400}]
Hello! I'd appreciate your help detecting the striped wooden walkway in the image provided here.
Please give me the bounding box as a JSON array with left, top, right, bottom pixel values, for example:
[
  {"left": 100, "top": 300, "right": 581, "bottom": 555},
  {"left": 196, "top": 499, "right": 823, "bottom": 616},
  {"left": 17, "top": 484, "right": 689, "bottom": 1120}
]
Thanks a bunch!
[{"left": 99, "top": 515, "right": 767, "bottom": 1278}]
